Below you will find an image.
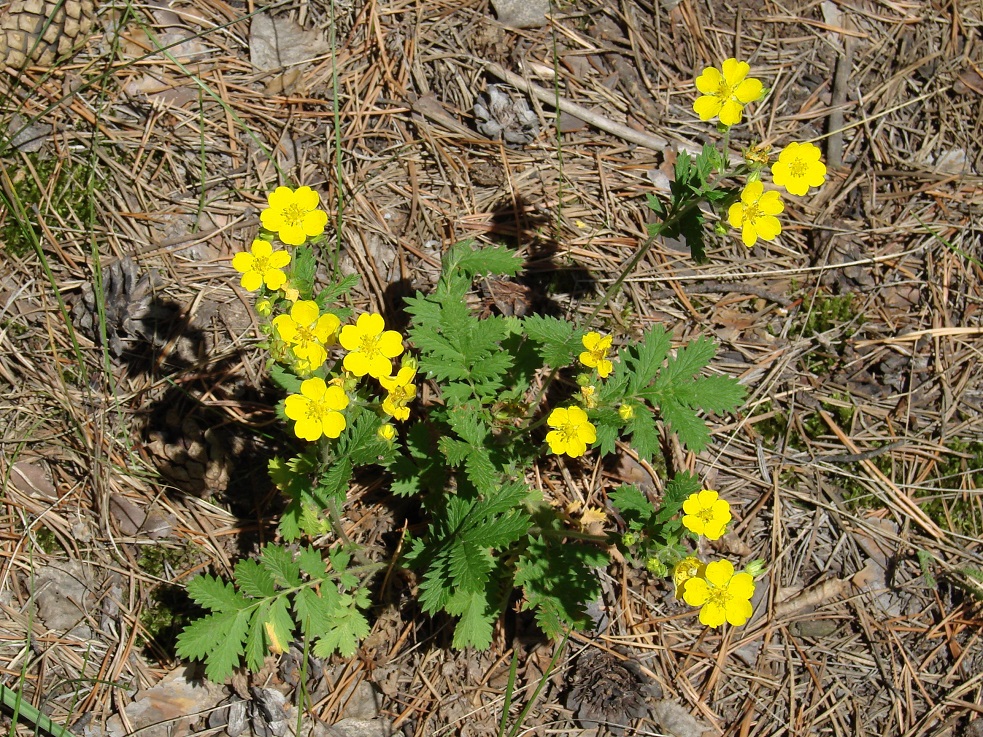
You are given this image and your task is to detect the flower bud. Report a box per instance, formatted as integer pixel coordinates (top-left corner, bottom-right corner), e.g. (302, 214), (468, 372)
(744, 559), (767, 578)
(377, 423), (397, 442)
(618, 403), (634, 421)
(256, 298), (273, 317)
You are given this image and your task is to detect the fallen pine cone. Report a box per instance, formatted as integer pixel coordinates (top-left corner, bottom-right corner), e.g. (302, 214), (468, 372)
(0, 0), (96, 68)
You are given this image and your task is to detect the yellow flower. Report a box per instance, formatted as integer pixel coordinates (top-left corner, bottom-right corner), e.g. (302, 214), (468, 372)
(545, 406), (596, 458)
(771, 141), (827, 196)
(260, 186), (329, 246)
(579, 331), (613, 378)
(272, 301), (340, 373)
(379, 366), (417, 421)
(377, 423), (397, 442)
(339, 313), (404, 379)
(284, 377), (349, 441)
(682, 559), (755, 627)
(672, 556), (705, 600)
(727, 180), (783, 248)
(231, 239), (291, 291)
(618, 403), (634, 421)
(693, 58), (763, 127)
(681, 489), (732, 540)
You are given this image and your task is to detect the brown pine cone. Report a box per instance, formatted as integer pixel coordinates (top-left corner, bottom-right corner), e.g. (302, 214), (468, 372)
(144, 403), (230, 497)
(0, 0), (96, 68)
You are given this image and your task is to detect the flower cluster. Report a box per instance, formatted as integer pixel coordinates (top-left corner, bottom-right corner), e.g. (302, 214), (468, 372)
(669, 490), (759, 628)
(544, 331), (624, 459)
(231, 186), (416, 442)
(691, 60), (828, 248)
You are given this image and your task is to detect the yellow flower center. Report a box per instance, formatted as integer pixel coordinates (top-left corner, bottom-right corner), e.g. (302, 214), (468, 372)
(252, 255), (271, 272)
(357, 334), (381, 357)
(741, 202), (762, 224)
(557, 421), (580, 444)
(282, 203), (306, 227)
(706, 582), (734, 611)
(697, 508), (716, 524)
(389, 385), (411, 404)
(715, 80), (736, 99)
(789, 157), (808, 178)
(295, 324), (316, 344)
(306, 398), (330, 420)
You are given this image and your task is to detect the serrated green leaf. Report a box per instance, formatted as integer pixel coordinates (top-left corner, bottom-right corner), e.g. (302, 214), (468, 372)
(439, 437), (471, 467)
(295, 587), (332, 636)
(234, 559), (275, 599)
(448, 407), (487, 446)
(655, 471), (703, 524)
(243, 605), (268, 672)
(291, 245), (317, 298)
(261, 545), (302, 588)
(467, 510), (530, 549)
(278, 499), (302, 541)
(664, 337), (717, 384)
(313, 604), (370, 658)
(315, 273), (360, 305)
(418, 554), (453, 614)
(316, 456), (352, 508)
(186, 575), (245, 613)
(175, 613), (225, 661)
(454, 244), (524, 278)
(464, 449), (498, 494)
(609, 485), (654, 520)
(449, 540), (494, 592)
(594, 418), (619, 457)
(297, 545), (326, 579)
(626, 325), (671, 392)
(266, 597), (294, 655)
(522, 315), (581, 368)
(660, 399), (710, 453)
(625, 409), (659, 463)
(446, 589), (495, 649)
(674, 375), (746, 413)
(268, 362), (304, 395)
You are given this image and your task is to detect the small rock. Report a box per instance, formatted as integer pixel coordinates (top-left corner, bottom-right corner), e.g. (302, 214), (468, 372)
(489, 0), (550, 28)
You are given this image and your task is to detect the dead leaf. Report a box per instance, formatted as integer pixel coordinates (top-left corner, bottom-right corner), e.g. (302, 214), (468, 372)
(249, 13), (330, 94)
(9, 458), (56, 498)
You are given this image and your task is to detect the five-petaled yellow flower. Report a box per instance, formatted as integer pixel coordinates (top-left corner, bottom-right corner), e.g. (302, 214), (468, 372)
(682, 559), (755, 627)
(379, 366), (417, 421)
(771, 141), (827, 196)
(693, 58), (764, 127)
(579, 332), (614, 378)
(272, 301), (340, 373)
(727, 180), (783, 248)
(545, 406), (596, 458)
(261, 186), (329, 246)
(339, 313), (404, 379)
(284, 377), (350, 441)
(232, 239), (291, 292)
(672, 555), (705, 601)
(682, 489), (732, 540)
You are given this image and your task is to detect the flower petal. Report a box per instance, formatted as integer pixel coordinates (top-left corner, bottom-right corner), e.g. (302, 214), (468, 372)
(693, 95), (723, 121)
(694, 67), (722, 94)
(734, 77), (763, 103)
(721, 58), (749, 85)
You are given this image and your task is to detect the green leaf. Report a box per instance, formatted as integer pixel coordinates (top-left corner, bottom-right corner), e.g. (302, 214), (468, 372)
(234, 559), (275, 599)
(468, 509), (530, 549)
(446, 589), (495, 649)
(175, 613), (225, 661)
(663, 336), (717, 384)
(314, 604), (371, 658)
(609, 485), (654, 520)
(660, 399), (710, 453)
(656, 471), (702, 524)
(261, 545), (302, 588)
(315, 273), (360, 305)
(268, 362), (303, 395)
(265, 596), (294, 656)
(291, 245), (317, 298)
(522, 315), (581, 368)
(625, 408), (659, 463)
(186, 575), (245, 613)
(243, 606), (268, 672)
(626, 325), (671, 392)
(453, 243), (524, 277)
(297, 547), (326, 579)
(449, 540), (494, 592)
(674, 375), (746, 413)
(315, 456), (353, 508)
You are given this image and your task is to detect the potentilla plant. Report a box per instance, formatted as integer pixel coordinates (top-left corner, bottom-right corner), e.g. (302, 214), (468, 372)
(176, 60), (806, 680)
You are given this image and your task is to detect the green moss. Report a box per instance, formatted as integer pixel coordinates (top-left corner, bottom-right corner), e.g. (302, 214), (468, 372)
(915, 440), (983, 537)
(138, 545), (201, 657)
(0, 152), (103, 257)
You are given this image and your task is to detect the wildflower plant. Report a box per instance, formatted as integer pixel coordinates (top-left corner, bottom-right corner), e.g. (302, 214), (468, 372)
(646, 57), (827, 262)
(177, 57), (809, 677)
